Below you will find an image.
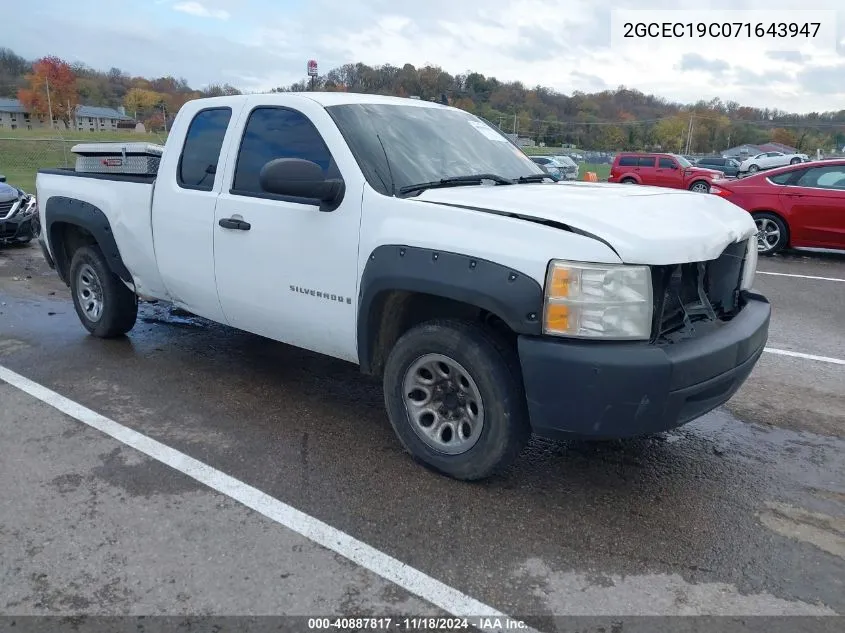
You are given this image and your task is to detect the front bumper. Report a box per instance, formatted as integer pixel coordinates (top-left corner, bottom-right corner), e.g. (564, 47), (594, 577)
(0, 213), (37, 243)
(517, 293), (771, 439)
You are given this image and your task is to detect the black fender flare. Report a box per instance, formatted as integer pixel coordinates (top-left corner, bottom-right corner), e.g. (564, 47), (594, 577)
(44, 196), (132, 284)
(357, 245), (544, 372)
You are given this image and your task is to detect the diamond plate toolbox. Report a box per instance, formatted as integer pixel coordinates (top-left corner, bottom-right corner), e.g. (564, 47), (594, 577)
(71, 142), (164, 176)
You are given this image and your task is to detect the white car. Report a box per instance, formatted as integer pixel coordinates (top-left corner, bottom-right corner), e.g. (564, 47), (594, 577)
(739, 151), (809, 174)
(35, 92), (770, 481)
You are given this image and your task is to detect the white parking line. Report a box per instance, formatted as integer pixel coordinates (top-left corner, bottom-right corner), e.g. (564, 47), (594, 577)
(0, 364), (528, 633)
(764, 348), (845, 365)
(757, 271), (845, 283)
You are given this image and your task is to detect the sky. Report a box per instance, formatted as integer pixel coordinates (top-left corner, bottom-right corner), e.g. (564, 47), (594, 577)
(4, 0), (844, 114)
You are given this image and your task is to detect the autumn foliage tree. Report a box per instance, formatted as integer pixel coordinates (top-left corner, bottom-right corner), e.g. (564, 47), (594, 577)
(18, 56), (79, 128)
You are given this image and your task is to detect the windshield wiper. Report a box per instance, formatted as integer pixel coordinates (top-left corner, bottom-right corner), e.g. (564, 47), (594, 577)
(399, 174), (514, 196)
(515, 174), (551, 183)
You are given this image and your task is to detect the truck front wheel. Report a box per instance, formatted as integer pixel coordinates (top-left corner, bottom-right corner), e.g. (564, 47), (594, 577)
(69, 245), (138, 338)
(383, 319), (530, 481)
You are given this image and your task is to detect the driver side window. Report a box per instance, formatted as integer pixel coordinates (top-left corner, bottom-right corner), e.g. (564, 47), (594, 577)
(231, 107), (337, 197)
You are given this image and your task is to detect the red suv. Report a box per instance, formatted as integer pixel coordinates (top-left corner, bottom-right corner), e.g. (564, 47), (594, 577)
(609, 153), (724, 193)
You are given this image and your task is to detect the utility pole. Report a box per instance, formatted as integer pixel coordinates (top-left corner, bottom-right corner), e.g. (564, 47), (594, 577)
(45, 76), (54, 129)
(161, 101), (168, 133)
(685, 115), (694, 154)
(513, 112), (517, 135)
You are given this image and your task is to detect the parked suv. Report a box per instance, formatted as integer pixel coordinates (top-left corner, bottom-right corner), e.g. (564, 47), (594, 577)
(609, 153), (724, 193)
(696, 156), (741, 178)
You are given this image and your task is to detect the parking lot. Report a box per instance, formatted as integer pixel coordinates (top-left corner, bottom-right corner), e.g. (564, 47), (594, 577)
(1, 241), (843, 626)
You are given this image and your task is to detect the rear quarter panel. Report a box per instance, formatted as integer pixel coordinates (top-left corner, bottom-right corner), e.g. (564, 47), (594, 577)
(36, 172), (168, 298)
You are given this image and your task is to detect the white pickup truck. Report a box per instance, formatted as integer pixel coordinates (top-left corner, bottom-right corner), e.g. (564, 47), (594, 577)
(35, 92), (770, 480)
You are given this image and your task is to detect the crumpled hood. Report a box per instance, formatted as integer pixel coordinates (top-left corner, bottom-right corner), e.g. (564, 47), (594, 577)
(414, 181), (756, 265)
(0, 182), (20, 203)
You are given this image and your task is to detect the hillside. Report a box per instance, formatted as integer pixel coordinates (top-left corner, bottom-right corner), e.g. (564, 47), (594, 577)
(2, 48), (844, 153)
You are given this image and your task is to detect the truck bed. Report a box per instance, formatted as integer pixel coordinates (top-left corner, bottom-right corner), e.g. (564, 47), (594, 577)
(36, 167), (168, 300)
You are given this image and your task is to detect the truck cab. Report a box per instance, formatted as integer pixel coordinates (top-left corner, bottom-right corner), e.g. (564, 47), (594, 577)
(35, 93), (770, 481)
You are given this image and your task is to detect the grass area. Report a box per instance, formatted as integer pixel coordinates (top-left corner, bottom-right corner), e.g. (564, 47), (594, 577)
(581, 163), (611, 181)
(0, 130), (167, 193)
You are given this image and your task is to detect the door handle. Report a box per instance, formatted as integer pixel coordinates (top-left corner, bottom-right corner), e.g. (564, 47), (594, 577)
(218, 217), (251, 231)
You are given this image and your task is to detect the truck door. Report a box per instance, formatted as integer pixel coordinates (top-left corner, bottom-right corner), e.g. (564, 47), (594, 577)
(151, 104), (243, 322)
(212, 100), (364, 363)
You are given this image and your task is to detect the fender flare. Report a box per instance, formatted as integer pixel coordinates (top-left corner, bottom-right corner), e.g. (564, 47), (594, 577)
(44, 196), (132, 284)
(357, 245), (544, 371)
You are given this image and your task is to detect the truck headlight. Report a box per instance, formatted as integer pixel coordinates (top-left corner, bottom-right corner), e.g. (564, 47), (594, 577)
(543, 260), (653, 340)
(740, 236), (757, 290)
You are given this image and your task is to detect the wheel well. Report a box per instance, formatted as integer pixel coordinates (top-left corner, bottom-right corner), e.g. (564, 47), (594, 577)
(363, 290), (516, 377)
(49, 221), (97, 284)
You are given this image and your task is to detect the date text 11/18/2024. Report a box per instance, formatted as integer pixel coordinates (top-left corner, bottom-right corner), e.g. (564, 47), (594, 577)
(307, 616), (529, 631)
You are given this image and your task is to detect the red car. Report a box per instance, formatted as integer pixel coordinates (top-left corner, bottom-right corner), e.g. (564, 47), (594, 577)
(608, 152), (724, 193)
(710, 159), (845, 255)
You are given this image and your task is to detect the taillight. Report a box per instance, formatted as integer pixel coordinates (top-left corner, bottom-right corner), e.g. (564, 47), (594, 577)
(710, 186), (732, 197)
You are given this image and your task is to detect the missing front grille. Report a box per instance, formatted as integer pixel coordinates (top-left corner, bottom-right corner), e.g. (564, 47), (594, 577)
(652, 240), (747, 342)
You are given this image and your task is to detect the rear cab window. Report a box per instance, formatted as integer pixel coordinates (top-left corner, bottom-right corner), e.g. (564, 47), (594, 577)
(230, 106), (338, 201)
(178, 108), (233, 191)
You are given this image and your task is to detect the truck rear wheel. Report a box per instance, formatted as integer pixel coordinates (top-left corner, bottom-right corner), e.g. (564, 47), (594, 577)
(69, 245), (138, 338)
(383, 319), (530, 481)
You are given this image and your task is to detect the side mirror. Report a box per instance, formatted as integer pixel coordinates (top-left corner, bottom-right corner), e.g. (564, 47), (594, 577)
(0, 174), (6, 183)
(259, 158), (344, 211)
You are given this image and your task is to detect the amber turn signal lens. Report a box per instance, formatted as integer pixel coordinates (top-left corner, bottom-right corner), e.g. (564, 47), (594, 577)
(545, 303), (569, 332)
(549, 266), (572, 297)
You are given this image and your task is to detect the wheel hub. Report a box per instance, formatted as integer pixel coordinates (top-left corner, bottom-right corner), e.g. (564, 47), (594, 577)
(401, 353), (485, 455)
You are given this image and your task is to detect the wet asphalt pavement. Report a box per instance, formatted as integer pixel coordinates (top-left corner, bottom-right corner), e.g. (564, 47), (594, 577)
(0, 242), (844, 623)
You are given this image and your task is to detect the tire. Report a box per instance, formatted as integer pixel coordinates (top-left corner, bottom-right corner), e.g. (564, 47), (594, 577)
(689, 180), (710, 193)
(790, 157), (801, 165)
(383, 319), (530, 481)
(69, 245), (138, 337)
(747, 164), (759, 173)
(621, 177), (637, 184)
(752, 212), (789, 256)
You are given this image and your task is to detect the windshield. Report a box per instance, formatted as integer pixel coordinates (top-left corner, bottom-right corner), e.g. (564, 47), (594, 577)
(671, 154), (693, 168)
(326, 103), (544, 195)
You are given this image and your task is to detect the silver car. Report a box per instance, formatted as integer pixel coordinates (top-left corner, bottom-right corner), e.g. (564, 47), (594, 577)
(551, 155), (580, 180)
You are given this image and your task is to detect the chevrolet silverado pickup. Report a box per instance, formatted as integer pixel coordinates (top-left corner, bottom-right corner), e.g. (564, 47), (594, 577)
(35, 92), (770, 480)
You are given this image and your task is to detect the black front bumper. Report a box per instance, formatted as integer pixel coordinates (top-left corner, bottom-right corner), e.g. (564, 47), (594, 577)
(0, 213), (36, 243)
(518, 293), (771, 439)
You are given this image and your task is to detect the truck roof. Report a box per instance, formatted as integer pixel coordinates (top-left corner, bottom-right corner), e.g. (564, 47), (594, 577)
(189, 92), (451, 110)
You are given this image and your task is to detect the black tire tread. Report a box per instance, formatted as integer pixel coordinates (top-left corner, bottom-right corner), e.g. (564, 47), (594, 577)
(383, 318), (530, 481)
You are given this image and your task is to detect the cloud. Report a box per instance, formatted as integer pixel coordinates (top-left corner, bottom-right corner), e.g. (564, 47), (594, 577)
(797, 63), (845, 95)
(173, 1), (230, 20)
(733, 68), (792, 86)
(678, 54), (730, 75)
(766, 51), (808, 64)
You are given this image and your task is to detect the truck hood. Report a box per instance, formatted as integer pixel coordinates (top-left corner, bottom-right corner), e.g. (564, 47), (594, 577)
(415, 182), (756, 265)
(689, 166), (722, 177)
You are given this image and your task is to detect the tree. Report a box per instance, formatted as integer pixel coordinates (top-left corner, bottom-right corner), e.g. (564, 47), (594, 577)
(18, 56), (79, 127)
(653, 116), (688, 152)
(124, 88), (164, 119)
(771, 127), (798, 148)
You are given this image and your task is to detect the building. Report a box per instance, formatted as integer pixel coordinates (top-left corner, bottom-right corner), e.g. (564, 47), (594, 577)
(0, 98), (134, 132)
